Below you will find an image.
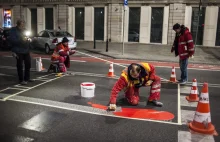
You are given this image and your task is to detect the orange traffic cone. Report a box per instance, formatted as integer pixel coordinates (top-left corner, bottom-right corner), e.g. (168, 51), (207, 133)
(188, 82), (218, 136)
(169, 66), (176, 83)
(107, 62), (115, 77)
(186, 79), (199, 102)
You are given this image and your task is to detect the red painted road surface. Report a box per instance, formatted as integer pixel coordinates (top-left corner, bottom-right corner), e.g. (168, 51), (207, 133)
(1, 51), (220, 70)
(88, 102), (175, 121)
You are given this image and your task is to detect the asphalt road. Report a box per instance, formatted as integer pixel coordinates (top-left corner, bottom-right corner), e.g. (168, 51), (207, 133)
(0, 53), (219, 142)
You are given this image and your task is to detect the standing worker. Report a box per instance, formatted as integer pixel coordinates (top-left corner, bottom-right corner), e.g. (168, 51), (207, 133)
(108, 63), (163, 111)
(171, 23), (195, 84)
(9, 19), (34, 85)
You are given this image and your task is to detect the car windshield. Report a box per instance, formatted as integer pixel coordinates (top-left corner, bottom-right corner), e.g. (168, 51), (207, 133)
(50, 31), (72, 37)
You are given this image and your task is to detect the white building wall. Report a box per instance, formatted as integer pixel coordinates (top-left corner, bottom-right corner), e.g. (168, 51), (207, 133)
(184, 6), (192, 31)
(84, 6), (94, 41)
(139, 6), (151, 43)
(162, 5), (169, 44)
(203, 6), (219, 46)
(37, 7), (45, 33)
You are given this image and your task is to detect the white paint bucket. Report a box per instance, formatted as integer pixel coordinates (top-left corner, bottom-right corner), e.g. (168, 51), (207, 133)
(80, 82), (95, 98)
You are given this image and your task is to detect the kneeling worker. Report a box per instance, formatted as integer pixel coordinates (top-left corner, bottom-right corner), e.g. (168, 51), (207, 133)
(108, 63), (163, 111)
(51, 37), (76, 72)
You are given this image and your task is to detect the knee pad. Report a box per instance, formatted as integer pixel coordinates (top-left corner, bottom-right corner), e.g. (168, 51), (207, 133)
(59, 57), (65, 63)
(130, 99), (139, 106)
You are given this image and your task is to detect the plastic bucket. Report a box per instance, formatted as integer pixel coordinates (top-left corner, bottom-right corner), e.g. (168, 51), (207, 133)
(80, 82), (95, 98)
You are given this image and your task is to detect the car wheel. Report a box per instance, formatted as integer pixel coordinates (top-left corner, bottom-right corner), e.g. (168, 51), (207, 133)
(45, 44), (50, 54)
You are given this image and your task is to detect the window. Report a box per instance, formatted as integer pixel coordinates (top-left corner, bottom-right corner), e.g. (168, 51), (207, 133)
(75, 8), (85, 40)
(45, 8), (54, 30)
(94, 8), (104, 40)
(216, 8), (220, 46)
(128, 7), (140, 42)
(150, 7), (164, 43)
(31, 9), (37, 37)
(191, 7), (206, 45)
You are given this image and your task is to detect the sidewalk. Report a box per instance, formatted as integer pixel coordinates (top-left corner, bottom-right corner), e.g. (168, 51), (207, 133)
(77, 41), (220, 65)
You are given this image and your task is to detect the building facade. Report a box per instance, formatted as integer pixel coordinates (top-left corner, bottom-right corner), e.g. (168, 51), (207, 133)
(0, 0), (220, 47)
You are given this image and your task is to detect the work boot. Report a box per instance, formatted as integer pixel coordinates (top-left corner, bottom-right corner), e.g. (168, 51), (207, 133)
(147, 100), (163, 107)
(20, 81), (27, 85)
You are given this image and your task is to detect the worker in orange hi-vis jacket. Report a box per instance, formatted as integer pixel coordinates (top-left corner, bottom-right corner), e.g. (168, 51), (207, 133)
(108, 63), (163, 111)
(51, 37), (76, 73)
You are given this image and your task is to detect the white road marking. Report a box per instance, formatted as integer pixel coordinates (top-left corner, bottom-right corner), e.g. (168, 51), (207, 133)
(178, 131), (215, 142)
(180, 96), (198, 107)
(178, 84), (182, 125)
(1, 74), (66, 101)
(8, 87), (26, 91)
(0, 87), (10, 93)
(0, 73), (14, 77)
(180, 86), (191, 94)
(8, 95), (180, 125)
(181, 110), (195, 125)
(14, 85), (31, 89)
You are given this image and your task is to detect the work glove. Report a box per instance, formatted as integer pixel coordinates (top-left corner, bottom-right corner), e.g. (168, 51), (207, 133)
(66, 51), (70, 55)
(108, 104), (116, 111)
(70, 50), (76, 55)
(146, 80), (153, 86)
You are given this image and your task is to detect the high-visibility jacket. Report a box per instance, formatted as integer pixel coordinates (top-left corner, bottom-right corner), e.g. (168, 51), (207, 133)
(109, 63), (157, 104)
(173, 27), (195, 60)
(51, 42), (70, 61)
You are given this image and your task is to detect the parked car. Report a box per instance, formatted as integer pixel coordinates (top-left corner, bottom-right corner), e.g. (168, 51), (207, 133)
(0, 27), (12, 50)
(31, 30), (77, 54)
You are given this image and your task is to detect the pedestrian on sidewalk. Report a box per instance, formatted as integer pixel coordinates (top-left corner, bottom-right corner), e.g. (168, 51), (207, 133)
(9, 19), (34, 85)
(171, 23), (195, 84)
(108, 62), (163, 111)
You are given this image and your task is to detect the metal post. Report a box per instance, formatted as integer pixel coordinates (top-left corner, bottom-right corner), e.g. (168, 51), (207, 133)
(106, 4), (109, 52)
(194, 0), (202, 46)
(94, 12), (96, 49)
(122, 6), (125, 55)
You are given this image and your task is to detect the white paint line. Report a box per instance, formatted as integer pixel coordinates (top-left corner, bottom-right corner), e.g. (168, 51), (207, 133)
(0, 87), (10, 93)
(2, 75), (66, 101)
(77, 51), (127, 68)
(8, 95), (180, 125)
(37, 74), (55, 78)
(181, 110), (195, 125)
(178, 131), (215, 142)
(0, 73), (14, 77)
(8, 87), (26, 91)
(180, 96), (198, 107)
(14, 85), (31, 89)
(178, 84), (182, 125)
(180, 86), (191, 94)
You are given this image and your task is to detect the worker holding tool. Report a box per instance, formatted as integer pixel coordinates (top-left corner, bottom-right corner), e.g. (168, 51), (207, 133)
(108, 63), (163, 111)
(51, 37), (76, 72)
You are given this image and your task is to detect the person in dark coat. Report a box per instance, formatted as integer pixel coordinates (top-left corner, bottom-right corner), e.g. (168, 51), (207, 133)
(9, 19), (34, 85)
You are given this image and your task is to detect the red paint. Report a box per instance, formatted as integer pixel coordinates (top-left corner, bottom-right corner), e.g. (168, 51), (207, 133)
(87, 102), (174, 121)
(81, 83), (94, 86)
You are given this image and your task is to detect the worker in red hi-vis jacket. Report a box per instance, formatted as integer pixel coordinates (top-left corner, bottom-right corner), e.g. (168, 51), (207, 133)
(51, 37), (76, 72)
(108, 63), (163, 111)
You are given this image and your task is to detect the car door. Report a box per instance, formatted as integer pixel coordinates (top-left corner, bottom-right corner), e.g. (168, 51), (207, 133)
(39, 31), (50, 48)
(32, 31), (44, 49)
